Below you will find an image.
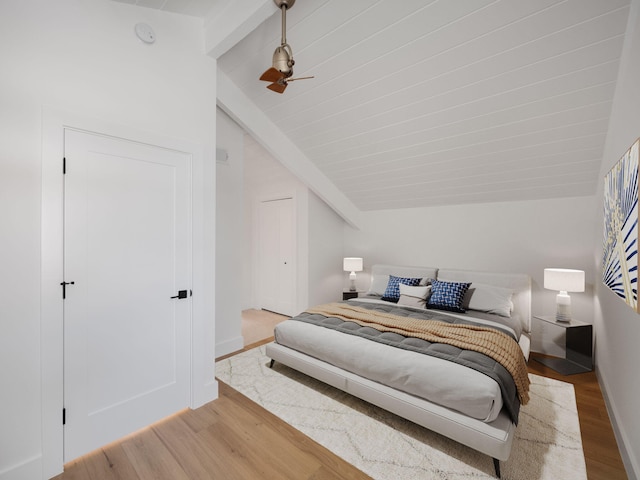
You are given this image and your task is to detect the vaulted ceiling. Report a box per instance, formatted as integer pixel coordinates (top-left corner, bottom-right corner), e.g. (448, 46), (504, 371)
(114, 0), (631, 212)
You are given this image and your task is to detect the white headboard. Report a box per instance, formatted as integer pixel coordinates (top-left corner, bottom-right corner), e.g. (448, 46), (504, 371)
(437, 268), (532, 334)
(367, 264), (532, 334)
(370, 264), (438, 280)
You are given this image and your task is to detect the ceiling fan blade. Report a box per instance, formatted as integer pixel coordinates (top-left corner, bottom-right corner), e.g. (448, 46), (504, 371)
(267, 81), (287, 94)
(260, 67), (284, 83)
(287, 76), (315, 82)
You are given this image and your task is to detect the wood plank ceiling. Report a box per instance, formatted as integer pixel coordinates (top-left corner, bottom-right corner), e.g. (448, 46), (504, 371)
(117, 0), (632, 211)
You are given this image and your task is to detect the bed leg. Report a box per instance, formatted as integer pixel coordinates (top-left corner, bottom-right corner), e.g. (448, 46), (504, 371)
(269, 359), (275, 368)
(493, 458), (501, 478)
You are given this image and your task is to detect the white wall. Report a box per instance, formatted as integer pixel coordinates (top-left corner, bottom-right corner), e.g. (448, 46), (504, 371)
(308, 191), (345, 306)
(0, 1), (217, 478)
(216, 109), (244, 356)
(344, 196), (597, 354)
(595, 0), (640, 477)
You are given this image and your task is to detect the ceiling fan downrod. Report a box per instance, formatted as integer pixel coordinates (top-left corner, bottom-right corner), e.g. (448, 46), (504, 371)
(277, 0), (291, 45)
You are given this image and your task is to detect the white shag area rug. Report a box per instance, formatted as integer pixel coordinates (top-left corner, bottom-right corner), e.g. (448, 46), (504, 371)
(216, 345), (587, 480)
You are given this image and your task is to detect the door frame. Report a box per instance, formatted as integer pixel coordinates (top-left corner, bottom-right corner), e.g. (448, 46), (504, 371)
(41, 108), (218, 479)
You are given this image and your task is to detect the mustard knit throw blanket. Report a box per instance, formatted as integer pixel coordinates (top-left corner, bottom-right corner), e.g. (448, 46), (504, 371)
(306, 302), (530, 405)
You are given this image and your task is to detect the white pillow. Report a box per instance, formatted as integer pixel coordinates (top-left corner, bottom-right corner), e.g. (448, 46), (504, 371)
(398, 284), (431, 309)
(367, 274), (390, 296)
(462, 283), (514, 317)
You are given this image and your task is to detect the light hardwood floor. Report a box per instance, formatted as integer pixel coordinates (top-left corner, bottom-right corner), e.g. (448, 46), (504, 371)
(55, 310), (627, 480)
(241, 308), (288, 346)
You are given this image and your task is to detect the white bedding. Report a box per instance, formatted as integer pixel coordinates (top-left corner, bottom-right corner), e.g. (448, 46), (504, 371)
(274, 315), (505, 422)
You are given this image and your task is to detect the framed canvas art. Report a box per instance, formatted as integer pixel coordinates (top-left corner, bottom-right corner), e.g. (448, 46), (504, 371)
(603, 138), (640, 312)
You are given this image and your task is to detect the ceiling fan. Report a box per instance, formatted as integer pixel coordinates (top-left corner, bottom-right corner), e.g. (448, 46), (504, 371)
(259, 0), (314, 93)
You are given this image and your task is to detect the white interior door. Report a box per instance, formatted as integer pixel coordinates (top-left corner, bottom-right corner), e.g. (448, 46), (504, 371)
(258, 198), (295, 316)
(63, 129), (191, 462)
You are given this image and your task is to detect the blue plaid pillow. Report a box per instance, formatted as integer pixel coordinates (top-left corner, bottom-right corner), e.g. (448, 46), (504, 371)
(382, 275), (422, 301)
(427, 280), (471, 313)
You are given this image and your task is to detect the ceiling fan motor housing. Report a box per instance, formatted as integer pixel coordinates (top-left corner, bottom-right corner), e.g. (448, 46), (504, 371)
(272, 45), (294, 76)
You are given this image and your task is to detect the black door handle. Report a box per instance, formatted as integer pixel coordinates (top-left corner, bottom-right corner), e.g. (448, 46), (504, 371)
(170, 290), (188, 299)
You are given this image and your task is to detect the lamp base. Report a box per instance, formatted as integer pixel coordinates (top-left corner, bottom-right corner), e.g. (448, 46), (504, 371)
(555, 292), (572, 322)
(349, 271), (356, 291)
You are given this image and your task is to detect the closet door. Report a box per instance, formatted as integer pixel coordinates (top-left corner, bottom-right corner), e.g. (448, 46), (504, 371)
(63, 128), (191, 461)
(258, 197), (295, 316)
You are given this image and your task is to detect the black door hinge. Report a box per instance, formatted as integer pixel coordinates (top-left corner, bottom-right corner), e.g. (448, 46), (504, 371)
(63, 408), (66, 425)
(61, 281), (75, 299)
(63, 157), (66, 174)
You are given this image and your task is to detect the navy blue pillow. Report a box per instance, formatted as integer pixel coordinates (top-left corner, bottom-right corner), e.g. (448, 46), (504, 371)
(382, 275), (422, 301)
(427, 279), (471, 313)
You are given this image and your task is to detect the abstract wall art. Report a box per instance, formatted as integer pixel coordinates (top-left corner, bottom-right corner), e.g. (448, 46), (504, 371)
(603, 138), (640, 312)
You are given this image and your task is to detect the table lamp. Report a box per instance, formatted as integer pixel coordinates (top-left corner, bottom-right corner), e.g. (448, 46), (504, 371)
(544, 268), (585, 322)
(343, 257), (363, 292)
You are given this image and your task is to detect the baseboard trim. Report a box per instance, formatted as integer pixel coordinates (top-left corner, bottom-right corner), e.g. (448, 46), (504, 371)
(596, 366), (638, 480)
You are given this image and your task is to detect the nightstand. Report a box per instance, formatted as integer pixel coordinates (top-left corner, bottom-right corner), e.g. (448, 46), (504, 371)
(342, 291), (361, 300)
(533, 315), (593, 375)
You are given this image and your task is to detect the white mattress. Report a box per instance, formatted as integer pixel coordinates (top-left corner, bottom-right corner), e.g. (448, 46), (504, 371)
(274, 318), (505, 422)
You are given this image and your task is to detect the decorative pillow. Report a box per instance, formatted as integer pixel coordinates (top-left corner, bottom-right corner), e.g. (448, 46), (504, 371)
(367, 274), (390, 296)
(398, 284), (431, 309)
(427, 279), (471, 313)
(382, 275), (422, 301)
(462, 283), (514, 317)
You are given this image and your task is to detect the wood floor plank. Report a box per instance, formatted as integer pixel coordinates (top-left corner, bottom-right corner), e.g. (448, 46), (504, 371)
(201, 389), (328, 479)
(82, 443), (142, 480)
(151, 415), (229, 480)
(162, 409), (259, 480)
(120, 426), (191, 480)
(217, 381), (369, 480)
(242, 309), (288, 346)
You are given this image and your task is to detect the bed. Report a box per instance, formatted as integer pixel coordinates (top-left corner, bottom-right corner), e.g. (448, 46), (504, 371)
(265, 264), (531, 478)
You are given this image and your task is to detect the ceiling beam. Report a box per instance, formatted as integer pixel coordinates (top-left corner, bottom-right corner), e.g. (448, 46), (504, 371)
(204, 0), (274, 59)
(217, 70), (361, 228)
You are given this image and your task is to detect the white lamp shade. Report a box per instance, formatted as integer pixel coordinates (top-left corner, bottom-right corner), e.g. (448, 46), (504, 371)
(544, 268), (585, 292)
(343, 257), (363, 272)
